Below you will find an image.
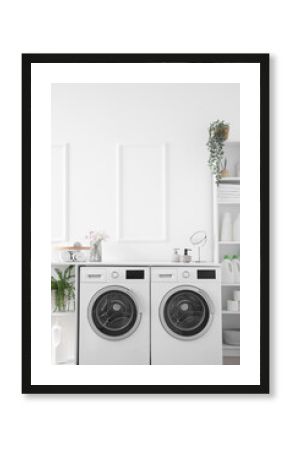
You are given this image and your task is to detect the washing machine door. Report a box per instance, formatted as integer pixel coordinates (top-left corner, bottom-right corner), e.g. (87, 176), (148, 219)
(88, 286), (141, 340)
(160, 287), (214, 340)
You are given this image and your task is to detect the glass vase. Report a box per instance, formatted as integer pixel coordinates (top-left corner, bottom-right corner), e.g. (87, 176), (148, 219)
(52, 293), (71, 312)
(90, 240), (102, 262)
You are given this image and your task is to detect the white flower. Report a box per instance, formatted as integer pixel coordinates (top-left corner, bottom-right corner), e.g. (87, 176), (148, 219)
(86, 230), (109, 244)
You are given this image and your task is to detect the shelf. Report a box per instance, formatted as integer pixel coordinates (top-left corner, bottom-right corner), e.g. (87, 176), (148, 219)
(220, 177), (240, 182)
(222, 310), (240, 315)
(56, 358), (76, 365)
(223, 344), (240, 357)
(218, 241), (240, 245)
(51, 262), (78, 266)
(217, 201), (240, 205)
(55, 246), (90, 250)
(52, 311), (76, 317)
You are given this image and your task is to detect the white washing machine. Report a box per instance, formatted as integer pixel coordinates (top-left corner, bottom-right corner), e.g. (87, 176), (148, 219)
(78, 266), (150, 364)
(151, 266), (222, 365)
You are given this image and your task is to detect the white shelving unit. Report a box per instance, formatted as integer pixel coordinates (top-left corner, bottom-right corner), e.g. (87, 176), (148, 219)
(51, 263), (78, 365)
(212, 141), (240, 364)
(222, 344), (240, 357)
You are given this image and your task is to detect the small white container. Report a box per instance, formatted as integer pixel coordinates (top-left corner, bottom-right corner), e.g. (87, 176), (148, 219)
(223, 329), (240, 346)
(51, 321), (63, 364)
(74, 251), (86, 262)
(227, 300), (240, 312)
(182, 248), (192, 263)
(232, 256), (240, 283)
(233, 213), (240, 241)
(171, 248), (180, 262)
(221, 256), (234, 284)
(234, 290), (240, 301)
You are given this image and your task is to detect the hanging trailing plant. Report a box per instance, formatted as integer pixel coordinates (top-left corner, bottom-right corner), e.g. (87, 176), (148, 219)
(206, 120), (230, 184)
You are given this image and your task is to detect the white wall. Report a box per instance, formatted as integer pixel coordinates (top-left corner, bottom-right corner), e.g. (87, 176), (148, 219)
(52, 83), (239, 262)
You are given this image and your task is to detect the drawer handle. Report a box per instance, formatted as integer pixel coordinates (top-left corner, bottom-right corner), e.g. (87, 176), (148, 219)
(87, 274), (102, 278)
(159, 274), (173, 278)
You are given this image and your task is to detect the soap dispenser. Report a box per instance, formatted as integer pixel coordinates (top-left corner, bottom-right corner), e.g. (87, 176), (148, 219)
(183, 248), (192, 263)
(172, 248), (180, 263)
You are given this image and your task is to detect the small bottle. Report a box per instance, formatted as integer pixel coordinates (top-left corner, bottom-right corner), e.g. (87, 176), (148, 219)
(182, 248), (192, 263)
(172, 248), (180, 262)
(232, 255), (240, 283)
(233, 290), (240, 301)
(233, 213), (240, 241)
(221, 255), (234, 284)
(51, 320), (62, 365)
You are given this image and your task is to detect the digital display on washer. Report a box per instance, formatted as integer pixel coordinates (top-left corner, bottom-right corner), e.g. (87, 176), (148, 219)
(126, 270), (145, 279)
(197, 270), (216, 279)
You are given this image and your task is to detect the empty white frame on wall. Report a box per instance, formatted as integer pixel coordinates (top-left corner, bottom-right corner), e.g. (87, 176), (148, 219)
(51, 144), (68, 242)
(116, 143), (168, 242)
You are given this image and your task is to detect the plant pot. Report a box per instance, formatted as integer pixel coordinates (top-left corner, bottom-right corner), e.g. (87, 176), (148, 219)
(220, 168), (230, 178)
(215, 125), (229, 141)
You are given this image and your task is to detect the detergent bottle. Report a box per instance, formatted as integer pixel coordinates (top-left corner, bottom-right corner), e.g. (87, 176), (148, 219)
(232, 255), (240, 284)
(221, 255), (234, 284)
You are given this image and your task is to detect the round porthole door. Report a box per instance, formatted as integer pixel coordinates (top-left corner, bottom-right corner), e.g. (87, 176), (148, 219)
(88, 286), (141, 340)
(160, 287), (214, 340)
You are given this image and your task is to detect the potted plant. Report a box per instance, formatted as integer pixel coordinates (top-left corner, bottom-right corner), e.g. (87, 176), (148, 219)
(206, 120), (230, 184)
(51, 265), (75, 312)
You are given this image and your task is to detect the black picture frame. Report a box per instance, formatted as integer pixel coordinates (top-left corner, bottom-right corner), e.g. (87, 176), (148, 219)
(22, 53), (269, 394)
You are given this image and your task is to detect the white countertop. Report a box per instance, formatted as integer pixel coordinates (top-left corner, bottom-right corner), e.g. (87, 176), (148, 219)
(51, 261), (220, 267)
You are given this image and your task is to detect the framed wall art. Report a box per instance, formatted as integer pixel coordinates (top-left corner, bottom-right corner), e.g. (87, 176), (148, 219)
(22, 53), (269, 394)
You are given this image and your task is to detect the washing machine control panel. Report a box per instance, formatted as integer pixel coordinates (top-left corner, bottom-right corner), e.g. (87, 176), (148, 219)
(111, 270), (119, 279)
(197, 270), (216, 279)
(126, 270), (145, 279)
